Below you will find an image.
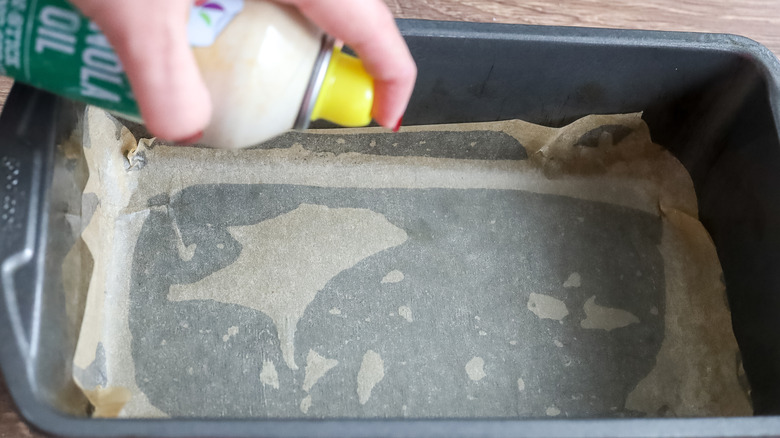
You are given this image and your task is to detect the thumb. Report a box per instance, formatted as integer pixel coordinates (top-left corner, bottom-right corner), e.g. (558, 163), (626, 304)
(72, 0), (212, 142)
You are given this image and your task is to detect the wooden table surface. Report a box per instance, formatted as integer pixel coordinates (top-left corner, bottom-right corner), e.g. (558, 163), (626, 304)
(1, 0), (779, 435)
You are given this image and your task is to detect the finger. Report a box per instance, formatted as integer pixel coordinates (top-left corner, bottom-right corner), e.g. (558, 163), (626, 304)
(72, 0), (212, 142)
(277, 0), (417, 129)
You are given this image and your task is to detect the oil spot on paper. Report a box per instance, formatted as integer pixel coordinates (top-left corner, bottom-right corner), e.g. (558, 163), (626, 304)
(398, 305), (413, 322)
(259, 360), (279, 389)
(563, 272), (581, 288)
(167, 204), (408, 370)
(527, 293), (569, 321)
(465, 357), (486, 381)
(357, 350), (385, 405)
(302, 350), (338, 393)
(381, 270), (405, 284)
(581, 296), (639, 331)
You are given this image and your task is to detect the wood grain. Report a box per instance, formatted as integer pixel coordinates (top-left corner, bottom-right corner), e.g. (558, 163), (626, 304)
(385, 0), (780, 55)
(0, 376), (37, 437)
(1, 0), (778, 434)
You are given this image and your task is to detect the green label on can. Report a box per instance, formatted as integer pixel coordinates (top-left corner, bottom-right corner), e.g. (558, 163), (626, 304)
(0, 0), (140, 118)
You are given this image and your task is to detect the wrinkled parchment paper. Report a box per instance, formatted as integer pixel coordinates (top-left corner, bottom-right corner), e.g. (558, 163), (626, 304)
(62, 107), (751, 419)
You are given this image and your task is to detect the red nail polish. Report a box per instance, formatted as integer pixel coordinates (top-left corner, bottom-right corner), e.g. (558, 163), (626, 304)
(179, 131), (203, 145)
(393, 116), (403, 133)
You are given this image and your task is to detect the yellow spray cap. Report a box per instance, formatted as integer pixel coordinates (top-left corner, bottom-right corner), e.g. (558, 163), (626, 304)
(310, 47), (374, 127)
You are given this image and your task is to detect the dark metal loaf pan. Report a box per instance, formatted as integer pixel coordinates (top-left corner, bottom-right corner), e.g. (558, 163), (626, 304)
(1, 18), (780, 438)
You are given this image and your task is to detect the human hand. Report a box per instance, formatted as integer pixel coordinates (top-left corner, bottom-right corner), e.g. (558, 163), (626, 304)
(70, 0), (417, 142)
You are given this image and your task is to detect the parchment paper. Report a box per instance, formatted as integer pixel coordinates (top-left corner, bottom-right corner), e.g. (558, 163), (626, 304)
(62, 107), (751, 419)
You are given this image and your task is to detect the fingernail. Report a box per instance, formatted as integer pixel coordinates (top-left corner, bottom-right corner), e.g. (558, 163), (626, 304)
(393, 116), (403, 133)
(178, 131), (203, 145)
